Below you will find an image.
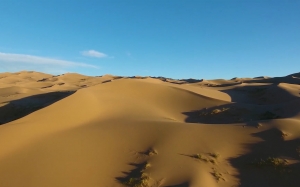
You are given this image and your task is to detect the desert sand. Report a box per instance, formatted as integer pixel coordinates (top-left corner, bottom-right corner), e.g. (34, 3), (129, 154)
(0, 71), (300, 187)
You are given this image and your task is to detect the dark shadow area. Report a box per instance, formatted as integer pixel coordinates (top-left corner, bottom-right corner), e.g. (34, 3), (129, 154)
(203, 82), (242, 87)
(220, 83), (300, 104)
(183, 83), (300, 124)
(138, 147), (158, 156)
(179, 153), (196, 159)
(102, 80), (112, 83)
(289, 72), (300, 78)
(116, 162), (149, 186)
(179, 78), (203, 84)
(128, 76), (148, 79)
(164, 182), (190, 187)
(37, 76), (59, 82)
(229, 128), (300, 187)
(183, 101), (300, 124)
(241, 75), (300, 85)
(221, 84), (271, 104)
(0, 91), (75, 125)
(149, 77), (203, 84)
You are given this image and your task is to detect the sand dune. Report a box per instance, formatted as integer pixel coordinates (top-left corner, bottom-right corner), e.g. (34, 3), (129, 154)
(0, 71), (300, 187)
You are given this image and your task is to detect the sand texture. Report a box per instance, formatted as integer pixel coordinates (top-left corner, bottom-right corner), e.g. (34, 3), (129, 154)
(1, 71), (300, 187)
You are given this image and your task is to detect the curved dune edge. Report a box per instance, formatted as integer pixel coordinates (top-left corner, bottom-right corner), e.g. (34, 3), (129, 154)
(0, 71), (300, 187)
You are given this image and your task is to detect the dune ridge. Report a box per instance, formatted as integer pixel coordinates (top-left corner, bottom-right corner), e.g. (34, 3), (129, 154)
(0, 71), (300, 187)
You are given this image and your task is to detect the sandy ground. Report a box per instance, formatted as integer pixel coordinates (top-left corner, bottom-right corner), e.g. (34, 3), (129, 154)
(0, 71), (300, 187)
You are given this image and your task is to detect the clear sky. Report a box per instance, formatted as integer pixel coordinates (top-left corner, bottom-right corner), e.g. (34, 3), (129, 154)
(0, 0), (299, 79)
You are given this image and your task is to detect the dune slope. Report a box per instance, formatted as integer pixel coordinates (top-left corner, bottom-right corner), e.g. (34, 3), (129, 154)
(0, 71), (300, 187)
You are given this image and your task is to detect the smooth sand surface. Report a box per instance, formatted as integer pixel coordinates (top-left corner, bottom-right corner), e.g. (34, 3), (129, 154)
(0, 71), (300, 187)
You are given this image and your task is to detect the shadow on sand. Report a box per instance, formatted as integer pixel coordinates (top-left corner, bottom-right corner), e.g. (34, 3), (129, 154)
(181, 82), (300, 186)
(229, 128), (300, 187)
(116, 162), (150, 186)
(183, 83), (300, 124)
(182, 102), (300, 124)
(164, 182), (190, 187)
(116, 161), (189, 187)
(0, 91), (75, 125)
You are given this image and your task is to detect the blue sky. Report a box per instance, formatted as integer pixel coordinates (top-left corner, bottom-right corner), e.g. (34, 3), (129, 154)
(0, 0), (299, 79)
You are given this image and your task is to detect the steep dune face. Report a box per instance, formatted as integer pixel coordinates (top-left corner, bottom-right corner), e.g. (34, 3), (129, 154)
(0, 71), (300, 187)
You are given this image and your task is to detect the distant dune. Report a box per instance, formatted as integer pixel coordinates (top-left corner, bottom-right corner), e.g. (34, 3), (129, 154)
(0, 71), (300, 187)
